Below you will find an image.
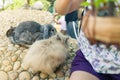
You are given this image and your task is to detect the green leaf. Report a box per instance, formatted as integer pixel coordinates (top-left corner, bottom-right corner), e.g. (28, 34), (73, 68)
(94, 0), (105, 9)
(80, 2), (90, 7)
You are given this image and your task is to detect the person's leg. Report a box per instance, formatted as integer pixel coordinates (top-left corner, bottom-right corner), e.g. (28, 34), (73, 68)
(70, 50), (111, 80)
(70, 71), (99, 80)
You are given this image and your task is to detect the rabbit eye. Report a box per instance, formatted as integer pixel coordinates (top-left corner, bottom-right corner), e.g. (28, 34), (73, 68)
(51, 29), (54, 31)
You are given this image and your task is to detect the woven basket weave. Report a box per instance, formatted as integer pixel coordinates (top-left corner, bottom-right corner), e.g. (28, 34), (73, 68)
(82, 11), (120, 44)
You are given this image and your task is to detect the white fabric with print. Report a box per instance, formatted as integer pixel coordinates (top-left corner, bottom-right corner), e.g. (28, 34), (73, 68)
(78, 30), (120, 74)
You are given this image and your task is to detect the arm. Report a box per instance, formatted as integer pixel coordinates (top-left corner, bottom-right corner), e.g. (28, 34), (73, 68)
(54, 0), (83, 15)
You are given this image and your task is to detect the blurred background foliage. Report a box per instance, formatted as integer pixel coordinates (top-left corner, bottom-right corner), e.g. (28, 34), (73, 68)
(0, 0), (55, 12)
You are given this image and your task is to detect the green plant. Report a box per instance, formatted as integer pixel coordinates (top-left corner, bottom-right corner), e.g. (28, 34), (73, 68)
(46, 0), (56, 13)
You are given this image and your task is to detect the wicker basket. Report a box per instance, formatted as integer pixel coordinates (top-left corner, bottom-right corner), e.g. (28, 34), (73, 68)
(82, 11), (120, 44)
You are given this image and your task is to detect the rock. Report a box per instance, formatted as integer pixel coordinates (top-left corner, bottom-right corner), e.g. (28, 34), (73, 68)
(0, 65), (5, 70)
(56, 77), (65, 80)
(7, 47), (17, 52)
(63, 65), (68, 70)
(8, 44), (14, 47)
(0, 71), (8, 80)
(2, 59), (10, 66)
(65, 70), (70, 77)
(32, 76), (39, 80)
(67, 64), (71, 69)
(4, 65), (13, 72)
(0, 51), (4, 55)
(49, 78), (54, 80)
(40, 73), (48, 79)
(23, 49), (28, 53)
(19, 71), (31, 80)
(20, 53), (25, 59)
(15, 50), (22, 55)
(65, 77), (69, 80)
(8, 71), (18, 80)
(5, 52), (12, 57)
(56, 70), (64, 77)
(11, 55), (18, 62)
(13, 61), (21, 70)
(0, 47), (6, 51)
(14, 45), (20, 48)
(32, 1), (44, 10)
(21, 63), (28, 70)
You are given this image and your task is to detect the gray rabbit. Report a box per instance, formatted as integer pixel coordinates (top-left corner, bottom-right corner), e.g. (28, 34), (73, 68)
(6, 21), (57, 47)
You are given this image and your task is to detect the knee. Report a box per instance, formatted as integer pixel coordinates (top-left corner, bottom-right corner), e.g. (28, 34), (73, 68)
(69, 71), (99, 80)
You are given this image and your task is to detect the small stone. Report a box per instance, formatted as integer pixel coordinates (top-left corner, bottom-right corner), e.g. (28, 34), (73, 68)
(67, 64), (71, 69)
(63, 65), (68, 70)
(66, 70), (71, 76)
(0, 47), (6, 51)
(5, 52), (12, 57)
(14, 45), (20, 48)
(7, 47), (17, 52)
(8, 71), (18, 80)
(0, 71), (8, 80)
(21, 63), (28, 70)
(20, 53), (25, 59)
(2, 59), (10, 66)
(23, 49), (28, 53)
(19, 71), (31, 80)
(32, 76), (39, 80)
(17, 67), (24, 73)
(0, 51), (4, 55)
(4, 65), (13, 72)
(49, 78), (54, 80)
(8, 44), (14, 47)
(11, 55), (18, 62)
(57, 77), (65, 80)
(15, 50), (22, 55)
(0, 65), (5, 70)
(56, 70), (64, 77)
(67, 59), (72, 64)
(65, 77), (69, 80)
(13, 61), (21, 70)
(0, 41), (7, 47)
(40, 72), (48, 79)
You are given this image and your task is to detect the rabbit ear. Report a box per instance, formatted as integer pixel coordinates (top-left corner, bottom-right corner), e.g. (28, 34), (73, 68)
(6, 26), (15, 37)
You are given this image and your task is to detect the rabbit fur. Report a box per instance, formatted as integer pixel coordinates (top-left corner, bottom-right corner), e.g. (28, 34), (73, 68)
(22, 33), (69, 77)
(6, 21), (57, 47)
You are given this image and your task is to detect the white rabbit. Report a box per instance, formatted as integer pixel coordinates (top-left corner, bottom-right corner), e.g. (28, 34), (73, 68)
(22, 33), (69, 77)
